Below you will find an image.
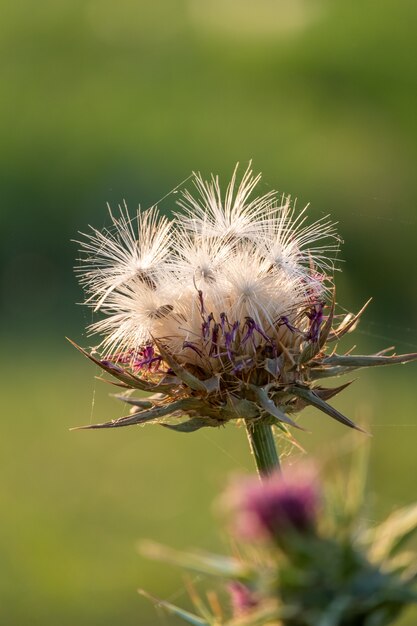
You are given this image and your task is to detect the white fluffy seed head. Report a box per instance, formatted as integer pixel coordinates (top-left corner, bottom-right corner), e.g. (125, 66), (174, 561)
(168, 225), (233, 290)
(254, 198), (341, 282)
(88, 279), (172, 357)
(76, 203), (172, 312)
(76, 165), (341, 366)
(175, 162), (277, 241)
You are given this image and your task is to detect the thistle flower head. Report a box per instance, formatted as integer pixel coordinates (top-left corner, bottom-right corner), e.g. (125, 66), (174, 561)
(72, 164), (417, 437)
(228, 465), (320, 541)
(227, 581), (259, 617)
(140, 459), (417, 626)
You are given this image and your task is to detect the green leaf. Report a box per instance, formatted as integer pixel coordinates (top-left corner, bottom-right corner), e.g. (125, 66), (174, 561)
(264, 356), (282, 377)
(312, 380), (354, 401)
(309, 366), (355, 379)
(316, 596), (351, 626)
(138, 590), (209, 626)
(328, 298), (372, 342)
(321, 353), (417, 368)
(162, 418), (213, 433)
(227, 601), (299, 626)
(67, 337), (174, 392)
(71, 398), (197, 430)
(319, 293), (336, 346)
(139, 540), (250, 579)
(202, 375), (221, 394)
(115, 394), (154, 409)
(251, 385), (304, 430)
(220, 395), (260, 420)
(154, 339), (211, 392)
(288, 385), (367, 433)
(367, 503), (417, 562)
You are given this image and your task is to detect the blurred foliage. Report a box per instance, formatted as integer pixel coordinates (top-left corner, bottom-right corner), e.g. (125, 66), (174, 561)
(140, 451), (417, 626)
(1, 0), (417, 333)
(1, 1), (417, 625)
(2, 345), (417, 625)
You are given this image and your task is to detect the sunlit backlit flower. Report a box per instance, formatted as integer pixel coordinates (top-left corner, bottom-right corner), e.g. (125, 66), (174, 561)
(71, 163), (417, 440)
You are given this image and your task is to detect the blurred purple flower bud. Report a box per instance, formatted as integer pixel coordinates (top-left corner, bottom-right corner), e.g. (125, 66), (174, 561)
(229, 465), (320, 540)
(228, 581), (258, 616)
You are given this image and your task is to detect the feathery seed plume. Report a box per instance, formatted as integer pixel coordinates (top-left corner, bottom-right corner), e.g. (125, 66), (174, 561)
(72, 163), (417, 441)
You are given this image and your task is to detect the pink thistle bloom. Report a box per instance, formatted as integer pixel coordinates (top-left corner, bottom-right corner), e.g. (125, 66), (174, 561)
(228, 581), (259, 616)
(229, 465), (320, 541)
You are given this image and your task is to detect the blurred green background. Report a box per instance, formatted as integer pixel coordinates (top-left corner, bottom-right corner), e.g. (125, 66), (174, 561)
(1, 0), (417, 624)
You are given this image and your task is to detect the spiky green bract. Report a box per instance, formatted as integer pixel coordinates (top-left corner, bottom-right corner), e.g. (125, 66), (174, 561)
(69, 300), (416, 439)
(72, 165), (417, 444)
(139, 459), (417, 626)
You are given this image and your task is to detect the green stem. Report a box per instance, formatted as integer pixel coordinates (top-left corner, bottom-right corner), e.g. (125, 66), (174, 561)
(245, 421), (280, 478)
